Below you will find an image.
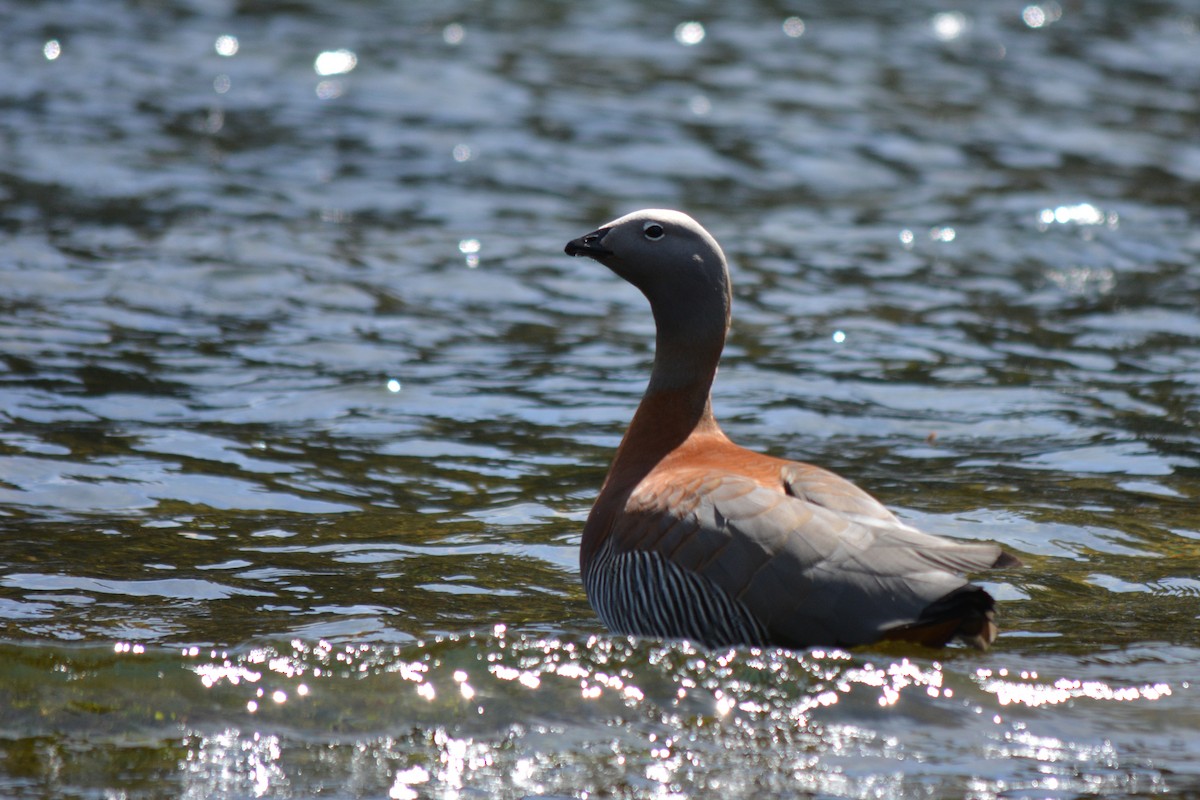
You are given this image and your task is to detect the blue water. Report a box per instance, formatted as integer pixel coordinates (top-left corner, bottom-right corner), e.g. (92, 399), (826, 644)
(1, 0), (1198, 797)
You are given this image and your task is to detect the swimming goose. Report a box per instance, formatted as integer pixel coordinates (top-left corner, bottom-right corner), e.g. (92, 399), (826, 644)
(565, 208), (1020, 650)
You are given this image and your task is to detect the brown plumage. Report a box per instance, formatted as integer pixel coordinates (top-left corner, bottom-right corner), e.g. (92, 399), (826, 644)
(565, 209), (1020, 650)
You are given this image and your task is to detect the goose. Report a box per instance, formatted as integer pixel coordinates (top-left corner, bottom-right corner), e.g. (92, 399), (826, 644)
(565, 208), (1020, 650)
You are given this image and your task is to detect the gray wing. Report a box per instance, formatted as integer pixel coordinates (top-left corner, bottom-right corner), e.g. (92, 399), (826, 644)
(618, 465), (1013, 648)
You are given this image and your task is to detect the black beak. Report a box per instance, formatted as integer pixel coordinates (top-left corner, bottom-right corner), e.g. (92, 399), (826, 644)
(564, 227), (612, 258)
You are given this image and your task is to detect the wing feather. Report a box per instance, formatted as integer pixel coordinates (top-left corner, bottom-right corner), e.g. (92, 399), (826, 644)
(611, 465), (1015, 648)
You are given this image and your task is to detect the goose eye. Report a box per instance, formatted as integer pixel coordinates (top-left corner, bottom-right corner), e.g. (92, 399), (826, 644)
(642, 222), (665, 241)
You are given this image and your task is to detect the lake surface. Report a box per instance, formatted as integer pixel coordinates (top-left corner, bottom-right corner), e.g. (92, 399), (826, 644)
(1, 0), (1198, 797)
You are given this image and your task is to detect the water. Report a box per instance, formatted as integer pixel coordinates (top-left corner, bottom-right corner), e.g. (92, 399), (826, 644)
(1, 0), (1198, 796)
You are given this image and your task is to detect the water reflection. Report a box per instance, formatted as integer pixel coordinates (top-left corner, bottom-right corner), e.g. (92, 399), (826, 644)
(0, 635), (1191, 796)
(782, 17), (806, 38)
(443, 23), (465, 46)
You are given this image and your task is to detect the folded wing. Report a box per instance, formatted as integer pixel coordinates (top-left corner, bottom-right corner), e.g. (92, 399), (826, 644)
(611, 464), (1014, 648)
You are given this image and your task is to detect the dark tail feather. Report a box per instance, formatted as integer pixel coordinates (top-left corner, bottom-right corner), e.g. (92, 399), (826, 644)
(884, 584), (1000, 650)
(993, 551), (1023, 569)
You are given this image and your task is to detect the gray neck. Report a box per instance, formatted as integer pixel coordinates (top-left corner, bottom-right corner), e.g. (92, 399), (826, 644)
(644, 278), (730, 397)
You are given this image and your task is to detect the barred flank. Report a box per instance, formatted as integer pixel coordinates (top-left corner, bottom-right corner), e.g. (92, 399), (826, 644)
(584, 537), (768, 649)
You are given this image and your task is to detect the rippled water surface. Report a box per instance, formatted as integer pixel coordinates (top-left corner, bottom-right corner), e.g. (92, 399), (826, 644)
(2, 0), (1199, 797)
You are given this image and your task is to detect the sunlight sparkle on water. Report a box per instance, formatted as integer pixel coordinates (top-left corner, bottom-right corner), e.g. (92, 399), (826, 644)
(833, 659), (947, 710)
(215, 35), (238, 57)
(675, 21), (706, 46)
(982, 671), (1173, 707)
(489, 663), (542, 689)
(314, 49), (357, 76)
(932, 12), (967, 41)
(459, 238), (481, 268)
(1023, 2), (1063, 28)
(1038, 202), (1113, 227)
(389, 765), (431, 800)
(460, 682), (476, 700)
(387, 379), (402, 393)
(195, 661), (262, 688)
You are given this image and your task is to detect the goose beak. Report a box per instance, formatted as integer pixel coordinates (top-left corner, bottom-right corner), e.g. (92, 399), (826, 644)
(565, 227), (613, 258)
